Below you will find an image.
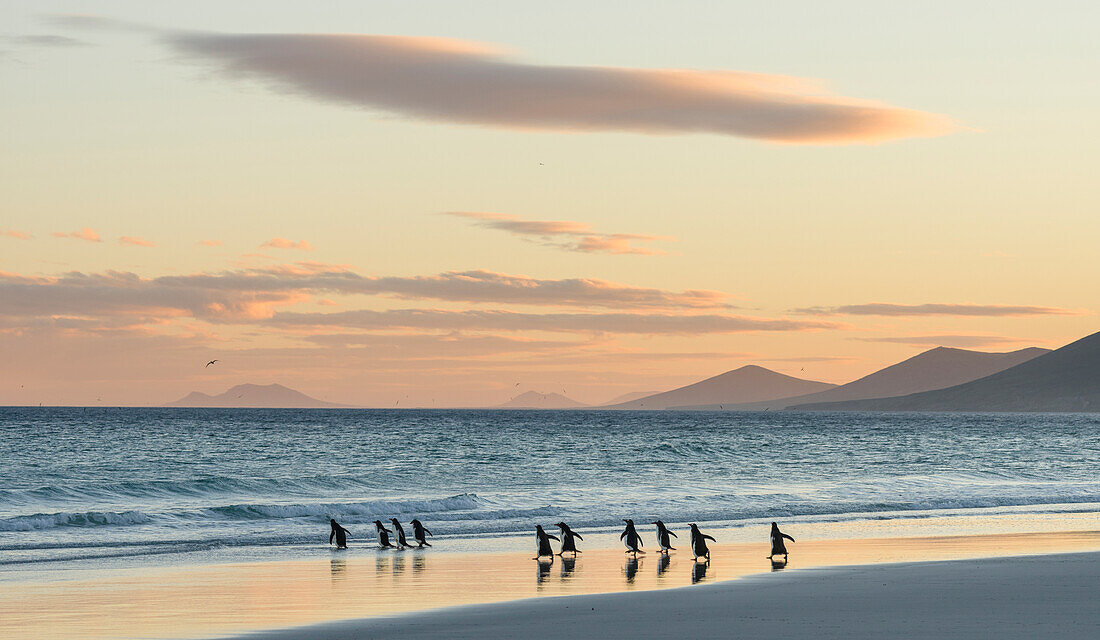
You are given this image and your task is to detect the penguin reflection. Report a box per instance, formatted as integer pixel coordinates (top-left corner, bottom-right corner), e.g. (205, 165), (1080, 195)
(623, 555), (640, 583)
(770, 556), (788, 572)
(392, 553), (406, 575)
(536, 559), (554, 585)
(560, 555), (577, 580)
(330, 557), (347, 581)
(691, 559), (709, 584)
(412, 553), (426, 574)
(657, 552), (671, 578)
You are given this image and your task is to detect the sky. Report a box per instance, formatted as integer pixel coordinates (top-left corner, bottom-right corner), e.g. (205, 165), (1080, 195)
(2, 1), (1097, 406)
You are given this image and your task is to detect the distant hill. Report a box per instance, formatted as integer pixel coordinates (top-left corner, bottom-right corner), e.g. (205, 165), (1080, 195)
(496, 391), (588, 409)
(796, 332), (1100, 412)
(600, 391), (660, 406)
(166, 383), (349, 408)
(607, 365), (836, 410)
(683, 346), (1049, 410)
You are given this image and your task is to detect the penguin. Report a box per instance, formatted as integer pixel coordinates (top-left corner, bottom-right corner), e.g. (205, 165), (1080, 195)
(688, 523), (715, 560)
(620, 519), (644, 554)
(553, 522), (583, 556)
(410, 518), (433, 547)
(390, 518), (414, 548)
(652, 520), (677, 553)
(534, 525), (559, 559)
(768, 522), (795, 559)
(329, 518), (351, 549)
(372, 520), (396, 549)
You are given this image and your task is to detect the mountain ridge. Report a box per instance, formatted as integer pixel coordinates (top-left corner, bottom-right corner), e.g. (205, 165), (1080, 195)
(165, 383), (349, 408)
(795, 333), (1100, 412)
(607, 365), (836, 410)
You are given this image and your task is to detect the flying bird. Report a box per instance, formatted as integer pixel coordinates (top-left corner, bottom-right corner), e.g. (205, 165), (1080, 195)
(205, 360), (219, 368)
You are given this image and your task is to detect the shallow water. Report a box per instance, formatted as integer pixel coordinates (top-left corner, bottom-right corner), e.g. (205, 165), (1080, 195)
(2, 408), (1098, 575)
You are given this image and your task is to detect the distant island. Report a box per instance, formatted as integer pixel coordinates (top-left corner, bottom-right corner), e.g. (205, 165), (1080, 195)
(496, 391), (588, 409)
(165, 383), (350, 408)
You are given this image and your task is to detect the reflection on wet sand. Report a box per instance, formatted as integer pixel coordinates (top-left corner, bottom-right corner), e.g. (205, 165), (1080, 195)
(623, 556), (639, 583)
(330, 558), (347, 581)
(657, 553), (671, 578)
(771, 557), (788, 572)
(3, 530), (1100, 640)
(536, 558), (553, 586)
(691, 559), (709, 584)
(560, 556), (577, 580)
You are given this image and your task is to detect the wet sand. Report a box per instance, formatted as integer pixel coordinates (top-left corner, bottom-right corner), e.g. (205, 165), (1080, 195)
(243, 551), (1100, 640)
(2, 530), (1099, 639)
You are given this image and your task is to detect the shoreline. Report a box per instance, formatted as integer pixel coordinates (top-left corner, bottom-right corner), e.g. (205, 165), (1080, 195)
(3, 529), (1098, 640)
(234, 550), (1100, 640)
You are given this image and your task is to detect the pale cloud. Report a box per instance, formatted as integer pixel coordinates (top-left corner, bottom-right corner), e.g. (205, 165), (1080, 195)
(856, 334), (1035, 348)
(1, 229), (32, 240)
(445, 211), (669, 255)
(260, 238), (312, 250)
(119, 236), (155, 247)
(52, 227), (101, 242)
(151, 31), (954, 144)
(270, 308), (838, 335)
(5, 34), (91, 48)
(791, 303), (1079, 317)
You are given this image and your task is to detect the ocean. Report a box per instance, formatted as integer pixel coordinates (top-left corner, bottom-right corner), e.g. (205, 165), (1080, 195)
(2, 408), (1099, 578)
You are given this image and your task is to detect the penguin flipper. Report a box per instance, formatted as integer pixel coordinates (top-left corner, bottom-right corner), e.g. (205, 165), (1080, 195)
(548, 534), (559, 541)
(329, 531), (335, 544)
(782, 534), (796, 542)
(703, 534), (716, 542)
(574, 532), (584, 540)
(669, 530), (678, 538)
(620, 531), (627, 540)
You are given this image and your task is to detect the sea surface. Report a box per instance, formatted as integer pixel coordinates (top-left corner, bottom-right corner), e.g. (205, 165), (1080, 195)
(2, 408), (1098, 579)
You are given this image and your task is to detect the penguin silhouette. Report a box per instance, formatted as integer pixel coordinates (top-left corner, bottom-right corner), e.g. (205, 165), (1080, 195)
(652, 520), (677, 553)
(372, 520), (396, 549)
(390, 518), (414, 548)
(410, 518), (433, 547)
(620, 519), (644, 555)
(553, 522), (583, 555)
(688, 523), (715, 560)
(768, 522), (795, 559)
(329, 518), (351, 549)
(534, 525), (559, 559)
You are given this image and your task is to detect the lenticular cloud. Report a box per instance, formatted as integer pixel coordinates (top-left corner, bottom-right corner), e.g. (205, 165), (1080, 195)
(166, 32), (954, 144)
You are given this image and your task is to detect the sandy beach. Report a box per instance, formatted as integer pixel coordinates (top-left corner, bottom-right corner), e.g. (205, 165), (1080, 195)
(239, 551), (1100, 640)
(3, 529), (1098, 640)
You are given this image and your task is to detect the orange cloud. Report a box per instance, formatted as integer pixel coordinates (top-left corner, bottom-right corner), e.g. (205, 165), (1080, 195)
(119, 236), (155, 247)
(856, 334), (1035, 348)
(1, 229), (31, 240)
(271, 308), (838, 335)
(792, 303), (1080, 317)
(198, 239), (222, 246)
(52, 227), (101, 242)
(260, 238), (312, 250)
(157, 32), (954, 144)
(445, 211), (669, 255)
